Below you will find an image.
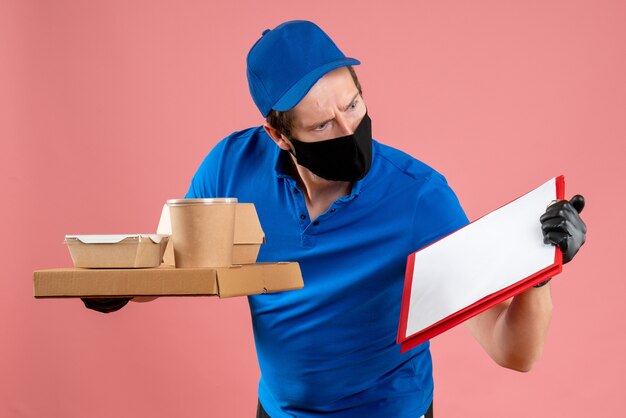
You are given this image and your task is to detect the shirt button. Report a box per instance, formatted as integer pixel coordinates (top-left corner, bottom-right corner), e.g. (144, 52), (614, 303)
(300, 214), (306, 220)
(313, 221), (319, 226)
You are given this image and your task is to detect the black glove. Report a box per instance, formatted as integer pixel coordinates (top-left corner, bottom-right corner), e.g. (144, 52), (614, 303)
(540, 195), (587, 264)
(81, 298), (131, 313)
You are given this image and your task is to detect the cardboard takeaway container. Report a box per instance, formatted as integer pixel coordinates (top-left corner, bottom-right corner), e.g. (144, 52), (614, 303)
(33, 203), (303, 299)
(158, 203), (266, 266)
(65, 234), (169, 268)
(232, 203), (266, 265)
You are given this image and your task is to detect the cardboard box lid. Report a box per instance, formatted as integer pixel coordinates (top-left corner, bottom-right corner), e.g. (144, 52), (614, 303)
(65, 234), (168, 244)
(157, 203), (265, 245)
(234, 203), (265, 244)
(33, 262), (302, 298)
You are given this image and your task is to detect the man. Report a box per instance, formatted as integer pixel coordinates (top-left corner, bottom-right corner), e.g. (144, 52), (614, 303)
(84, 20), (586, 418)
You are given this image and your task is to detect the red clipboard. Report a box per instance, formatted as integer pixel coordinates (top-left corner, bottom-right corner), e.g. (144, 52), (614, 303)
(397, 176), (565, 353)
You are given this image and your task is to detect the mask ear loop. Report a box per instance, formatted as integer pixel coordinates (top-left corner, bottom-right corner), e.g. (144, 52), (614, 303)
(282, 136), (297, 158)
(281, 136), (299, 173)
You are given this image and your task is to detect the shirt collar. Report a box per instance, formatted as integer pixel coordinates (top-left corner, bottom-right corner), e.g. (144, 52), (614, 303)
(273, 146), (291, 179)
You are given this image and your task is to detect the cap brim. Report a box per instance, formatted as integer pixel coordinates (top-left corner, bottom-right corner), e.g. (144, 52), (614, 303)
(271, 58), (361, 115)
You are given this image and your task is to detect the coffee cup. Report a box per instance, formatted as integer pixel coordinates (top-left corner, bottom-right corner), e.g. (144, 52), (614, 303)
(166, 198), (238, 267)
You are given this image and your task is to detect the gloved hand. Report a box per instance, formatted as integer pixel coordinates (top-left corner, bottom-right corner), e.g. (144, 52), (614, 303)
(81, 298), (131, 313)
(540, 195), (587, 264)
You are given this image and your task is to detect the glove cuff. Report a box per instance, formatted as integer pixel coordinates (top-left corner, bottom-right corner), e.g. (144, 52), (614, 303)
(533, 278), (552, 288)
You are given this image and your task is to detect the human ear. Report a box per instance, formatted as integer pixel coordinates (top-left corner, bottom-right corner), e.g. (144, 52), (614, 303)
(263, 123), (293, 152)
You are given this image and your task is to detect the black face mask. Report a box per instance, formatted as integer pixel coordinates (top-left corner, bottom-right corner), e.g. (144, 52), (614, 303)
(288, 112), (372, 182)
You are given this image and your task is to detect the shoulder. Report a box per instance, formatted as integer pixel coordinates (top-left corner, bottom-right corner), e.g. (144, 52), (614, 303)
(205, 126), (270, 158)
(196, 126), (273, 170)
(373, 142), (469, 248)
(370, 140), (465, 220)
(186, 126), (275, 198)
(371, 140), (447, 188)
(364, 141), (468, 251)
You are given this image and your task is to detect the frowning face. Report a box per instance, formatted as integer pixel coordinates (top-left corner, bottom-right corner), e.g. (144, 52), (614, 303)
(282, 66), (366, 146)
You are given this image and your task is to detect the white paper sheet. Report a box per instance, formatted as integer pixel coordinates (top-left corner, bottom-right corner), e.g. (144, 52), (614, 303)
(404, 177), (558, 338)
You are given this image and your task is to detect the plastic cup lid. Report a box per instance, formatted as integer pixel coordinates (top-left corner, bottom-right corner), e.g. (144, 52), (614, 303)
(166, 198), (238, 206)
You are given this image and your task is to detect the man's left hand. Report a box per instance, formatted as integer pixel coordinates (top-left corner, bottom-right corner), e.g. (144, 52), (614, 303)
(540, 195), (587, 264)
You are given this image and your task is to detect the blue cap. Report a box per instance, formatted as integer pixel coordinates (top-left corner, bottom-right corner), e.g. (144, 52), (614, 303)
(246, 20), (361, 117)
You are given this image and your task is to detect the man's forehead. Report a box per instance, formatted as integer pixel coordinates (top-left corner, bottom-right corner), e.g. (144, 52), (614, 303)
(291, 68), (359, 126)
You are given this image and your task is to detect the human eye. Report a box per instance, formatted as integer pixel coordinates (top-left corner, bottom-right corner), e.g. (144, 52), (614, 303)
(314, 122), (329, 131)
(348, 100), (358, 110)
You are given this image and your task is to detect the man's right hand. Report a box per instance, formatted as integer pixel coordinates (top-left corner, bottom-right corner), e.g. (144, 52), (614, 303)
(81, 298), (131, 313)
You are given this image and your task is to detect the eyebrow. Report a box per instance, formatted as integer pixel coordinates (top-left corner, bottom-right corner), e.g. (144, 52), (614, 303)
(305, 92), (360, 130)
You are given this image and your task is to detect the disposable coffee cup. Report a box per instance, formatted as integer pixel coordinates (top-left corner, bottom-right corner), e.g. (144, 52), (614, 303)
(166, 198), (238, 268)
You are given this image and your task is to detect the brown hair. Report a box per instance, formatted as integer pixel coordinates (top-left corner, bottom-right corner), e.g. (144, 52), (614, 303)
(265, 65), (363, 139)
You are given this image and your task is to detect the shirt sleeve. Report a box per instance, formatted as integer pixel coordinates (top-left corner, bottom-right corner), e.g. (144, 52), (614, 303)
(410, 172), (470, 253)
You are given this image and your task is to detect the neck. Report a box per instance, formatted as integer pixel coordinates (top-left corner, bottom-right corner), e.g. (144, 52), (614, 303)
(286, 154), (352, 218)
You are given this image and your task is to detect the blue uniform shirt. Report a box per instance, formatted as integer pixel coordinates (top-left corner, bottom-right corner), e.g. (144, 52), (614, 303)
(186, 127), (469, 417)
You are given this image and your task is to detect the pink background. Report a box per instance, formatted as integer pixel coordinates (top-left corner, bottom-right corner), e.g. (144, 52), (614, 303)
(2, 0), (624, 416)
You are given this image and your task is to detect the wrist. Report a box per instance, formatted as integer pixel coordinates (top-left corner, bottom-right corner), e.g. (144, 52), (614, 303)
(533, 278), (552, 288)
